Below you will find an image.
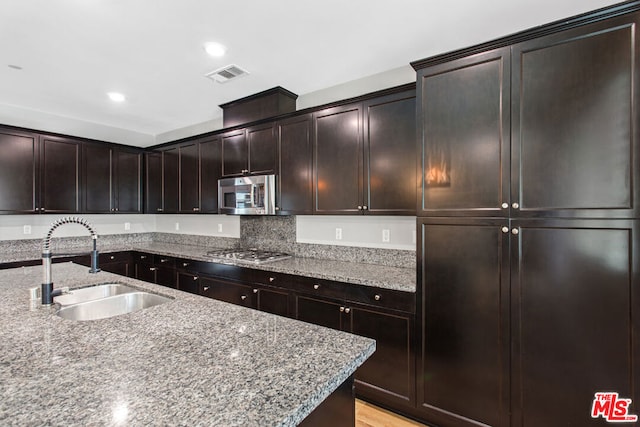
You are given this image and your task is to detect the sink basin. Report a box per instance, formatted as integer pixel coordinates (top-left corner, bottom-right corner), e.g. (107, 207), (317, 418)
(57, 292), (172, 321)
(54, 283), (139, 306)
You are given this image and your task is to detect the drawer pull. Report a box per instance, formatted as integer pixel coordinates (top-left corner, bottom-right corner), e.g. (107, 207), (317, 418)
(160, 259), (169, 263)
(183, 262), (189, 267)
(193, 276), (198, 281)
(313, 284), (320, 290)
(374, 294), (381, 301)
(141, 255), (147, 260)
(344, 307), (351, 314)
(269, 277), (275, 282)
(253, 289), (258, 294)
(110, 255), (115, 260)
(203, 286), (210, 291)
(340, 306), (345, 312)
(241, 295), (247, 301)
(149, 267), (157, 271)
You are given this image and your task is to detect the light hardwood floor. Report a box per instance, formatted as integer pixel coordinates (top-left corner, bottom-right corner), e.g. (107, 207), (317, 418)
(355, 400), (429, 427)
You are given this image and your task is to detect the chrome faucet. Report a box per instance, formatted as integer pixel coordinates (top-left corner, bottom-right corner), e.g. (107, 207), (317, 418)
(42, 216), (100, 305)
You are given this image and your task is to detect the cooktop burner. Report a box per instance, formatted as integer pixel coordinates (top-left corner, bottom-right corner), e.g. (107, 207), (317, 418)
(206, 249), (291, 265)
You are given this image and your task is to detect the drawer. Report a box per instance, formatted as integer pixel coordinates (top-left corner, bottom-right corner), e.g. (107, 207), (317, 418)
(153, 254), (175, 268)
(99, 251), (130, 264)
(346, 285), (415, 313)
(133, 252), (152, 263)
(288, 276), (345, 301)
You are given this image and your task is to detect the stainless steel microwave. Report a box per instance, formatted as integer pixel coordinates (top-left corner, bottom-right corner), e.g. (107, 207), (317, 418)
(218, 174), (276, 215)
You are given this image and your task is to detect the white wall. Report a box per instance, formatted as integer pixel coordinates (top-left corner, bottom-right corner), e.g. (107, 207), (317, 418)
(154, 214), (240, 238)
(296, 216), (416, 250)
(0, 214), (154, 241)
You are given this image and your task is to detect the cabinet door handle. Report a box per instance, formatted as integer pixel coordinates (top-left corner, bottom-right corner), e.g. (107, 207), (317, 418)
(340, 306), (345, 312)
(501, 226), (509, 234)
(182, 262), (189, 267)
(141, 255), (147, 259)
(160, 259), (169, 263)
(512, 202), (520, 209)
(203, 286), (210, 291)
(241, 295), (247, 301)
(193, 276), (198, 281)
(193, 207), (200, 212)
(363, 205), (368, 210)
(344, 307), (351, 314)
(269, 277), (275, 282)
(40, 208), (45, 212)
(357, 205), (362, 210)
(149, 267), (157, 271)
(501, 202), (509, 209)
(313, 284), (320, 290)
(253, 289), (258, 294)
(512, 228), (519, 235)
(157, 208), (163, 212)
(275, 206), (280, 211)
(374, 294), (381, 301)
(115, 208), (119, 212)
(110, 255), (115, 260)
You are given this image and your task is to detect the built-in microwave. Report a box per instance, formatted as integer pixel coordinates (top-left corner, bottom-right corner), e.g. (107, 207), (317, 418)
(218, 174), (276, 215)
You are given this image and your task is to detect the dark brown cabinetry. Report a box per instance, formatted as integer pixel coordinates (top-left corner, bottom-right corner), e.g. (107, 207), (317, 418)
(84, 143), (142, 213)
(0, 127), (38, 213)
(221, 129), (246, 176)
(221, 124), (277, 177)
(200, 276), (256, 308)
(277, 114), (313, 214)
(40, 135), (81, 213)
(133, 252), (176, 288)
(313, 88), (416, 215)
(178, 136), (222, 213)
(145, 148), (178, 213)
(413, 6), (640, 427)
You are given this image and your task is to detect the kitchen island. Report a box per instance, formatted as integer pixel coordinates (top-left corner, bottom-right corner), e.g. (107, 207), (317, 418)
(0, 263), (375, 426)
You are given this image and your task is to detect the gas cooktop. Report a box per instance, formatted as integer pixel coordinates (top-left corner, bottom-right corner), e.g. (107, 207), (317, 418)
(205, 249), (292, 265)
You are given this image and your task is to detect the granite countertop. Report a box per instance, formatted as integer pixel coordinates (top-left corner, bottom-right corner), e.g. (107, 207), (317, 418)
(1, 242), (416, 293)
(0, 263), (375, 426)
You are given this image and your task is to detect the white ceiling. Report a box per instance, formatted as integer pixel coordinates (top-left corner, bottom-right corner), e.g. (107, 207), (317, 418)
(0, 0), (622, 146)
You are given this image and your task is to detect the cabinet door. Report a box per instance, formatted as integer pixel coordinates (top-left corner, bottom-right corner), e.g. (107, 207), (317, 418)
(84, 143), (112, 212)
(512, 13), (639, 218)
(40, 136), (81, 213)
(247, 123), (277, 174)
(277, 114), (313, 214)
(145, 152), (163, 213)
(101, 261), (129, 277)
(511, 219), (638, 427)
(418, 219), (510, 427)
(177, 272), (200, 294)
(222, 129), (247, 176)
(314, 104), (363, 214)
(417, 48), (510, 216)
(348, 305), (415, 407)
(0, 128), (38, 213)
(114, 149), (142, 213)
(200, 276), (256, 308)
(295, 295), (344, 331)
(135, 263), (156, 283)
(256, 288), (289, 317)
(364, 90), (417, 215)
(179, 142), (200, 213)
(162, 147), (179, 213)
(200, 136), (222, 213)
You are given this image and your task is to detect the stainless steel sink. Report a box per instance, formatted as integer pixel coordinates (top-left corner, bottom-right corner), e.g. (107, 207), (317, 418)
(57, 292), (172, 321)
(54, 283), (139, 306)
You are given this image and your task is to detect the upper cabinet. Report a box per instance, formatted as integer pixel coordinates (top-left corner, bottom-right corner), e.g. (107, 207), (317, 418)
(0, 127), (39, 213)
(39, 135), (81, 213)
(277, 114), (313, 214)
(417, 12), (639, 218)
(221, 123), (277, 177)
(314, 87), (416, 215)
(84, 143), (142, 213)
(145, 148), (178, 214)
(178, 135), (222, 213)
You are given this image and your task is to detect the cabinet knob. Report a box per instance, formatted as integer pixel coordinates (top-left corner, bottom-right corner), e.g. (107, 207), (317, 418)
(193, 207), (200, 211)
(313, 284), (320, 290)
(357, 206), (362, 210)
(149, 267), (157, 271)
(512, 202), (520, 209)
(241, 295), (247, 301)
(501, 226), (509, 234)
(512, 228), (519, 235)
(363, 205), (368, 210)
(157, 208), (163, 212)
(110, 255), (115, 260)
(203, 286), (210, 291)
(340, 306), (345, 312)
(115, 208), (119, 212)
(182, 262), (189, 267)
(160, 259), (168, 263)
(374, 294), (381, 301)
(501, 202), (509, 209)
(253, 289), (258, 294)
(141, 255), (147, 259)
(275, 207), (280, 211)
(344, 307), (351, 314)
(40, 208), (45, 212)
(193, 276), (198, 281)
(269, 277), (275, 282)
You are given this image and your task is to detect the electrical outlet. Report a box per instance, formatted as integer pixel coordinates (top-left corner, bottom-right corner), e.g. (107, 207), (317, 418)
(217, 223), (223, 233)
(335, 228), (342, 240)
(175, 222), (180, 231)
(382, 229), (390, 243)
(124, 222), (131, 231)
(23, 225), (31, 235)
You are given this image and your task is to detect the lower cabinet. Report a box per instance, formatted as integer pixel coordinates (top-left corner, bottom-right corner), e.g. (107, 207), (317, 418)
(133, 252), (176, 289)
(200, 276), (256, 309)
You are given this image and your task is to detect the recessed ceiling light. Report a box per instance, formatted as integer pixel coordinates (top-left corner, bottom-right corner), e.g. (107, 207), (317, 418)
(107, 92), (126, 102)
(204, 42), (226, 57)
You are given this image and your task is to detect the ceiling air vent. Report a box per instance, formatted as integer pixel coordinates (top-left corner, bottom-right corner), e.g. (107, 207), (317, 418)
(205, 64), (250, 83)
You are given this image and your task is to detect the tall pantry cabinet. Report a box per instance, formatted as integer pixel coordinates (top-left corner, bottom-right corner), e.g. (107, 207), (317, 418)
(413, 4), (640, 427)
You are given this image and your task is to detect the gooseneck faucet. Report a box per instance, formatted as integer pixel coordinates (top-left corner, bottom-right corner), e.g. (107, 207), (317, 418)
(42, 216), (100, 305)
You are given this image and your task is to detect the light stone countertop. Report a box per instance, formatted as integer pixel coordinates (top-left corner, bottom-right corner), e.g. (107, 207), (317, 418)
(0, 242), (416, 293)
(0, 263), (375, 427)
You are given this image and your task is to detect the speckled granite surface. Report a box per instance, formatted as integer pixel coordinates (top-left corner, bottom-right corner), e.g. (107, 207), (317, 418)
(0, 239), (416, 293)
(0, 263), (375, 426)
